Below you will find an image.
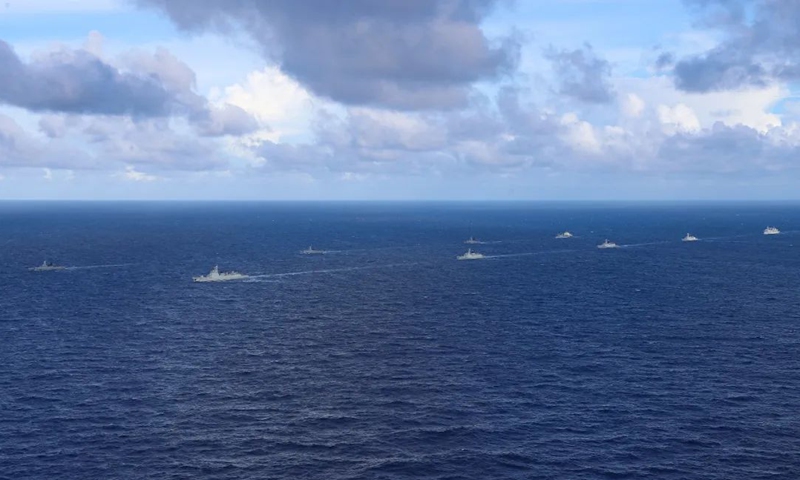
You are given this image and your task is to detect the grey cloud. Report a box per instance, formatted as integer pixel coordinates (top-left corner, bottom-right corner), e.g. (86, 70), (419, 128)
(256, 141), (336, 173)
(15, 92), (800, 179)
(655, 52), (675, 70)
(0, 113), (95, 169)
(0, 40), (257, 137)
(38, 115), (83, 139)
(0, 115), (36, 164)
(674, 0), (800, 91)
(192, 104), (260, 137)
(496, 87), (561, 138)
(120, 47), (205, 115)
(121, 47), (197, 92)
(251, 88), (571, 177)
(495, 86), (567, 167)
(135, 0), (520, 110)
(82, 117), (228, 171)
(39, 116), (68, 139)
(657, 122), (800, 173)
(256, 137), (458, 178)
(4, 113), (230, 172)
(684, 0), (747, 28)
(0, 40), (172, 116)
(673, 50), (767, 92)
(348, 111), (448, 152)
(251, 86), (800, 179)
(545, 43), (615, 103)
(445, 107), (505, 141)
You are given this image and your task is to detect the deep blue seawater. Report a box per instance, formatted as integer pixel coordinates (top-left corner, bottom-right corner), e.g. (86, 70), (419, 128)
(2, 202), (800, 479)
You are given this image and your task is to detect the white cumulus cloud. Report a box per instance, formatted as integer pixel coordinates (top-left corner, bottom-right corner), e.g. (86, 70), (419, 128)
(121, 166), (159, 182)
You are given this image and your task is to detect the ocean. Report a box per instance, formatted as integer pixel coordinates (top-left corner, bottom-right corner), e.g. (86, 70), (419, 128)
(2, 202), (799, 479)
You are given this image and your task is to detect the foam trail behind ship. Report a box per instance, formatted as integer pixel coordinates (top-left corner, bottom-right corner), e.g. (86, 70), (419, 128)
(66, 263), (137, 270)
(322, 246), (411, 255)
(484, 249), (578, 259)
(619, 241), (673, 248)
(699, 231), (789, 241)
(246, 262), (423, 281)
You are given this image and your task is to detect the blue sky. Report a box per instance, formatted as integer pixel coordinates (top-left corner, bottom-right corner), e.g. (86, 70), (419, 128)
(1, 0), (799, 200)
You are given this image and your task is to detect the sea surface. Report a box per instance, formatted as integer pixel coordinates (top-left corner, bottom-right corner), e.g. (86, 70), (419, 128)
(1, 202), (800, 479)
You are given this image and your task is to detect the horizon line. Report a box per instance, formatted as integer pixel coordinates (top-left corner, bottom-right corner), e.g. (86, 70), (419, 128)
(2, 199), (800, 204)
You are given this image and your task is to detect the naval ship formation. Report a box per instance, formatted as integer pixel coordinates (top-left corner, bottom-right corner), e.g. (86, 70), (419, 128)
(28, 226), (789, 280)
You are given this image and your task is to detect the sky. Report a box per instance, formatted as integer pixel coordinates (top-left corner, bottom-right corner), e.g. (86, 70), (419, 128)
(1, 0), (800, 200)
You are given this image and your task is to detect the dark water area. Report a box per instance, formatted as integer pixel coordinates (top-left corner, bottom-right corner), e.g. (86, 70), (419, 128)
(2, 202), (799, 479)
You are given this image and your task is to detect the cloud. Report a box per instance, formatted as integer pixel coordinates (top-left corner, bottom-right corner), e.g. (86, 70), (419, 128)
(621, 93), (645, 118)
(3, 109), (233, 173)
(38, 114), (82, 138)
(559, 113), (601, 154)
(656, 122), (800, 173)
(246, 88), (594, 177)
(0, 39), (173, 116)
(0, 112), (96, 169)
(214, 66), (315, 142)
(655, 52), (675, 70)
(121, 165), (160, 181)
(657, 103), (701, 134)
(673, 54), (767, 92)
(618, 75), (783, 132)
(672, 0), (800, 92)
(7, 81), (799, 183)
(81, 116), (229, 171)
(0, 38), (257, 137)
(545, 43), (615, 103)
(4, 8), (797, 187)
(0, 115), (35, 164)
(192, 104), (259, 137)
(135, 0), (520, 110)
(348, 108), (448, 152)
(240, 78), (800, 180)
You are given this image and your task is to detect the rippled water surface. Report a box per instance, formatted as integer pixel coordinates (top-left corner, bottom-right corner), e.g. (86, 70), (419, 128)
(2, 202), (800, 479)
